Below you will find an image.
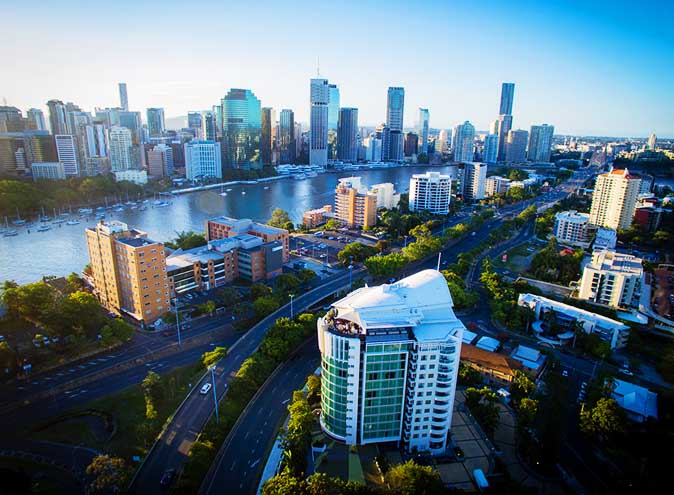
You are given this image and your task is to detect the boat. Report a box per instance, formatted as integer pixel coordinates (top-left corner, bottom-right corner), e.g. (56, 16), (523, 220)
(154, 201), (170, 207)
(139, 205), (147, 211)
(220, 192), (227, 197)
(13, 207), (26, 225)
(263, 186), (270, 190)
(293, 174), (307, 180)
(78, 208), (93, 215)
(226, 188), (233, 192)
(241, 191), (246, 195)
(3, 230), (18, 237)
(36, 225), (51, 232)
(96, 212), (105, 219)
(114, 206), (125, 212)
(66, 220), (80, 226)
(52, 218), (66, 224)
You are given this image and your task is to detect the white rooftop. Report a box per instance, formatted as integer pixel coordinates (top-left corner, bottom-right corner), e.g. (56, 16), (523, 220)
(611, 378), (658, 421)
(475, 336), (500, 352)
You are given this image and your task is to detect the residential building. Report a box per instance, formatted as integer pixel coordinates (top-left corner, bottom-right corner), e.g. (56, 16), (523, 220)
(27, 108), (47, 131)
(119, 83), (128, 111)
(483, 134), (498, 163)
(146, 108), (165, 137)
(518, 293), (630, 349)
(261, 107), (273, 166)
(385, 87), (404, 161)
(279, 109), (295, 163)
(409, 172), (451, 214)
(147, 144), (173, 177)
(588, 169), (641, 230)
(505, 129), (528, 163)
(460, 344), (522, 388)
(184, 140), (222, 180)
(310, 78), (330, 166)
(86, 221), (170, 325)
(417, 108), (429, 154)
(328, 84), (340, 131)
(528, 124), (554, 162)
(633, 205), (663, 233)
(115, 169), (148, 185)
(317, 270), (464, 454)
(510, 345), (547, 376)
(593, 227), (617, 250)
(221, 88), (262, 169)
(554, 210), (591, 247)
(84, 124), (108, 159)
(31, 162), (65, 181)
(334, 177), (377, 228)
(610, 379), (658, 423)
(459, 162), (487, 201)
(302, 205), (333, 228)
(578, 250), (644, 310)
(54, 134), (79, 176)
(452, 121), (475, 163)
(368, 183), (400, 210)
(47, 100), (69, 135)
(206, 216), (289, 262)
(485, 176), (511, 196)
(337, 108), (358, 162)
(109, 126), (133, 171)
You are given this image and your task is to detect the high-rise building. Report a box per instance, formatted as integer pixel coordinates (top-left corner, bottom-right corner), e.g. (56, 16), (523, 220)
(221, 88), (262, 169)
(184, 140), (222, 180)
(409, 172), (452, 214)
(459, 162), (487, 201)
(31, 162), (66, 181)
(485, 176), (511, 196)
(499, 82), (515, 115)
(109, 126), (133, 172)
(368, 183), (400, 209)
(337, 108), (358, 162)
(334, 177), (377, 228)
(317, 269), (464, 454)
(328, 84), (340, 131)
(385, 87), (405, 161)
(84, 124), (108, 158)
(147, 144), (173, 177)
(206, 216), (289, 262)
(483, 134), (498, 163)
(119, 83), (129, 111)
(578, 250), (644, 309)
(404, 132), (419, 157)
(146, 108), (165, 137)
(310, 78), (330, 166)
(0, 106), (25, 132)
(452, 121), (475, 163)
(648, 133), (657, 150)
(589, 169), (641, 230)
(436, 129), (451, 154)
(528, 124), (554, 162)
(47, 100), (69, 135)
(496, 114), (513, 162)
(505, 129), (528, 163)
(202, 110), (217, 141)
(187, 112), (202, 136)
(27, 108), (47, 131)
(417, 108), (429, 154)
(54, 134), (79, 176)
(279, 109), (295, 164)
(24, 133), (58, 166)
(86, 220), (169, 325)
(554, 211), (591, 247)
(260, 107), (273, 166)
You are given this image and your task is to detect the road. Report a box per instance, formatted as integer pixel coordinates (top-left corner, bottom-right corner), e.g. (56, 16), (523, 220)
(128, 269), (360, 494)
(200, 340), (320, 495)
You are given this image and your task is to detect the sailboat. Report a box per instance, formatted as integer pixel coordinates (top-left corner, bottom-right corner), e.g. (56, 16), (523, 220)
(12, 207), (26, 226)
(3, 217), (18, 237)
(52, 208), (65, 224)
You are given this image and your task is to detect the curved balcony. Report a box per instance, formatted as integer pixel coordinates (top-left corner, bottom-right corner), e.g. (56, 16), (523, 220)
(437, 373), (451, 383)
(436, 391), (450, 398)
(433, 407), (449, 415)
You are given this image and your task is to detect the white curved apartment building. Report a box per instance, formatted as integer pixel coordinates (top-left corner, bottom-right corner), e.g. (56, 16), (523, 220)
(317, 270), (464, 454)
(409, 172), (452, 214)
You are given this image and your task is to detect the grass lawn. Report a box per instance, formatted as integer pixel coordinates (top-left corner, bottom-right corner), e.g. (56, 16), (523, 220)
(496, 242), (540, 272)
(0, 456), (80, 495)
(31, 362), (204, 461)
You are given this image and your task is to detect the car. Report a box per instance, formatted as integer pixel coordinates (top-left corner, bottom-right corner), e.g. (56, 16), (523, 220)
(562, 370), (569, 377)
(160, 468), (176, 488)
(619, 368), (634, 376)
(328, 236), (336, 240)
(314, 232), (323, 237)
(200, 383), (212, 395)
(319, 254), (327, 258)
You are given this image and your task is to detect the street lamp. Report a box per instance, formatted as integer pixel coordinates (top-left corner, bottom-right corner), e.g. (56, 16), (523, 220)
(404, 235), (409, 248)
(349, 264), (354, 290)
(290, 294), (295, 320)
(210, 365), (219, 424)
(173, 297), (182, 346)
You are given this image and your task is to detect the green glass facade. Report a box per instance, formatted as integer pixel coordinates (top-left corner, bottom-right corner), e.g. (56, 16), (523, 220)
(321, 344), (351, 438)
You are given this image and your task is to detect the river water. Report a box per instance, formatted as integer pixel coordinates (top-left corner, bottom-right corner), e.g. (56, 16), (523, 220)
(0, 165), (458, 284)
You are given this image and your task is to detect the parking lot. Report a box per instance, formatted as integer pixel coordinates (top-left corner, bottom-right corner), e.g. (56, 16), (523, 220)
(291, 229), (377, 265)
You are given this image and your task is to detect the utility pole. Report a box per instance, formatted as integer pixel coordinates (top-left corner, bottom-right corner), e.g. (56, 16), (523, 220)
(436, 252), (442, 271)
(290, 294), (295, 320)
(173, 297), (182, 346)
(210, 365), (219, 423)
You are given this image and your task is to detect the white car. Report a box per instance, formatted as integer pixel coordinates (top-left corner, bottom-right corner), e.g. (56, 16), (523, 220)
(200, 383), (212, 395)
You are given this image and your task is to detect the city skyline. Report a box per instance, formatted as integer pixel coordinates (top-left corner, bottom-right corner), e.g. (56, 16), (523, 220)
(2, 0), (673, 137)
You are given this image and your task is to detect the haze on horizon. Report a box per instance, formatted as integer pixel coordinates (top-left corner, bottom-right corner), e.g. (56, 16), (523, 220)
(2, 0), (673, 137)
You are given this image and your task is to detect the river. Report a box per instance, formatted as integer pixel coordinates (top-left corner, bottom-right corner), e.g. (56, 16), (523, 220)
(0, 165), (458, 284)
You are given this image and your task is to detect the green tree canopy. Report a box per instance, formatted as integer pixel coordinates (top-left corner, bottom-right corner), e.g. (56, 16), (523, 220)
(141, 370), (164, 419)
(85, 455), (129, 494)
(385, 460), (445, 495)
(202, 346), (228, 369)
(580, 397), (626, 439)
(337, 242), (377, 264)
(269, 208), (292, 229)
(165, 230), (207, 250)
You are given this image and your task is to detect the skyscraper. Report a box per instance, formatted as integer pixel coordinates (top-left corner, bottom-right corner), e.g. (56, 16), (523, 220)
(187, 112), (203, 136)
(337, 108), (358, 162)
(54, 134), (79, 176)
(404, 132), (419, 157)
(505, 129), (529, 163)
(483, 134), (498, 163)
(109, 126), (133, 171)
(84, 124), (108, 158)
(279, 109), (295, 164)
(328, 84), (340, 131)
(47, 100), (68, 135)
(147, 144), (173, 177)
(119, 83), (129, 111)
(184, 140), (222, 180)
(317, 270), (464, 454)
(146, 108), (165, 137)
(27, 108), (46, 131)
(528, 124), (555, 162)
(119, 111), (142, 144)
(310, 78), (330, 166)
(589, 169), (642, 231)
(202, 110), (217, 141)
(261, 107), (273, 166)
(460, 162), (488, 201)
(499, 82), (515, 115)
(417, 108), (429, 154)
(648, 133), (657, 150)
(385, 87), (405, 161)
(221, 88), (262, 169)
(452, 121), (475, 163)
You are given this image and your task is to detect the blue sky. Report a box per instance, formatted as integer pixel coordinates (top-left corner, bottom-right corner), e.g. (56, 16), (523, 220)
(2, 0), (673, 136)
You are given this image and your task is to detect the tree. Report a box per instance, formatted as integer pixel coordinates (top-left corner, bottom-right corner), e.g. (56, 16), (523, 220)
(198, 300), (217, 315)
(141, 371), (164, 419)
(337, 242), (377, 264)
(276, 274), (301, 293)
(269, 208), (292, 229)
(508, 169), (529, 181)
(251, 283), (273, 300)
(202, 346), (228, 369)
(306, 375), (321, 405)
(322, 218), (340, 231)
(510, 370), (535, 406)
(86, 455), (129, 494)
(262, 471), (308, 495)
(99, 318), (134, 345)
(0, 342), (17, 373)
(253, 296), (281, 319)
(297, 269), (317, 284)
(283, 390), (314, 475)
(364, 252), (409, 278)
(385, 460), (445, 495)
(464, 387), (501, 435)
(165, 230), (207, 250)
(458, 363), (481, 386)
(219, 287), (240, 307)
(580, 397), (626, 439)
(517, 398), (539, 429)
(65, 272), (85, 293)
(58, 291), (106, 338)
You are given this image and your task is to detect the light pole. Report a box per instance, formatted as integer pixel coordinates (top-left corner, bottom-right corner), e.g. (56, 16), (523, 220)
(404, 235), (408, 248)
(349, 264), (354, 290)
(210, 365), (219, 423)
(290, 294), (295, 320)
(173, 297), (182, 346)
